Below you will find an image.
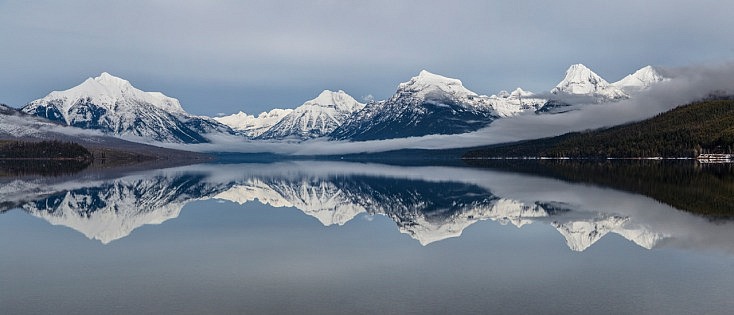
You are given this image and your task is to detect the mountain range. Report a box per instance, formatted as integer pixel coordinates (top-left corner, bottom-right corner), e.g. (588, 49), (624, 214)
(7, 64), (667, 145)
(1, 163), (667, 250)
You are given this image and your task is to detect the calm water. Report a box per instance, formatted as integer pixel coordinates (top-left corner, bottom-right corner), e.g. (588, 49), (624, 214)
(1, 161), (733, 314)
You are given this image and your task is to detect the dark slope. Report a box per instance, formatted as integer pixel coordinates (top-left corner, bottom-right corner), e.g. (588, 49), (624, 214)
(330, 99), (496, 141)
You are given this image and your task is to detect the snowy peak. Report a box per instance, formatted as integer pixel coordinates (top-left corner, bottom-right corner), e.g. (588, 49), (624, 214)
(509, 87), (534, 98)
(21, 72), (234, 143)
(214, 108), (293, 137)
(551, 64), (627, 100)
(216, 90), (364, 140)
(613, 65), (668, 93)
(305, 90), (364, 111)
(488, 87), (546, 117)
(39, 72), (186, 118)
(95, 71), (132, 87)
(413, 69), (464, 86)
(493, 88), (533, 99)
(553, 64), (608, 93)
(257, 90), (365, 140)
(329, 70), (499, 141)
(397, 70), (477, 99)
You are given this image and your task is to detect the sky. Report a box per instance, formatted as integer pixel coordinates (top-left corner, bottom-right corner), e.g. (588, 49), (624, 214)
(1, 0), (733, 116)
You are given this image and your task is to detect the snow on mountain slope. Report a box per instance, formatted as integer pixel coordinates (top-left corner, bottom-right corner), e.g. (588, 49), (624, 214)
(214, 108), (293, 138)
(21, 72), (234, 143)
(551, 64), (628, 101)
(258, 90), (365, 140)
(3, 163), (667, 250)
(488, 88), (547, 117)
(552, 216), (666, 251)
(27, 72), (185, 122)
(213, 175), (663, 248)
(398, 70), (480, 100)
(613, 65), (668, 94)
(614, 223), (668, 250)
(214, 175), (560, 246)
(553, 216), (628, 251)
(20, 173), (230, 244)
(401, 198), (554, 245)
(25, 190), (187, 244)
(330, 70), (499, 141)
(215, 179), (367, 226)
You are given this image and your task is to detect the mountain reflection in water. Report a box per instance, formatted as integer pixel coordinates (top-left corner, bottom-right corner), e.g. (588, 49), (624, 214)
(1, 161), (733, 253)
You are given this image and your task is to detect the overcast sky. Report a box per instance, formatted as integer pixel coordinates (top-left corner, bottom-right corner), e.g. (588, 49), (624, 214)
(1, 0), (733, 116)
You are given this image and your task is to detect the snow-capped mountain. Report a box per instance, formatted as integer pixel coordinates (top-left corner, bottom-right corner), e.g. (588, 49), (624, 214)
(550, 64), (628, 101)
(613, 65), (668, 94)
(330, 70), (499, 141)
(213, 90), (363, 140)
(488, 88), (547, 117)
(21, 72), (235, 143)
(19, 173), (230, 244)
(214, 108), (293, 138)
(258, 90), (365, 140)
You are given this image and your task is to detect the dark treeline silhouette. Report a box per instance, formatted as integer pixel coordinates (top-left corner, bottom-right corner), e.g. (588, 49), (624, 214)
(0, 159), (91, 177)
(0, 140), (92, 160)
(465, 99), (734, 158)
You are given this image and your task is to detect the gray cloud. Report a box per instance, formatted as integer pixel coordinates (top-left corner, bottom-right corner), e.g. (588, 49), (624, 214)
(1, 1), (733, 116)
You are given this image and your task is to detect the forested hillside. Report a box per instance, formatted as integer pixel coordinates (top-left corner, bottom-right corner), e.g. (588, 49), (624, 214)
(465, 99), (734, 158)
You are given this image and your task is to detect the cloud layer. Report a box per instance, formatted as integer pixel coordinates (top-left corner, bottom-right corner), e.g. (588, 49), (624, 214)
(2, 1), (733, 116)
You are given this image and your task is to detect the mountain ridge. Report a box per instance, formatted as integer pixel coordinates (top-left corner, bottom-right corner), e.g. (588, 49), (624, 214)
(612, 66), (668, 94)
(329, 70), (500, 141)
(551, 63), (628, 101)
(257, 90), (365, 140)
(12, 64), (669, 144)
(21, 73), (235, 144)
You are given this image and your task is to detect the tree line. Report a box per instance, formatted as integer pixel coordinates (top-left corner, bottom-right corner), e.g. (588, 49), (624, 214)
(0, 140), (92, 160)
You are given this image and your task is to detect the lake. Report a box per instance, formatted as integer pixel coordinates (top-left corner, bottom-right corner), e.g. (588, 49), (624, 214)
(1, 160), (733, 314)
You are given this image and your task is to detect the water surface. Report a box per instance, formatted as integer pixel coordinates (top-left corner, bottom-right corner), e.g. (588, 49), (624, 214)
(1, 161), (733, 314)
